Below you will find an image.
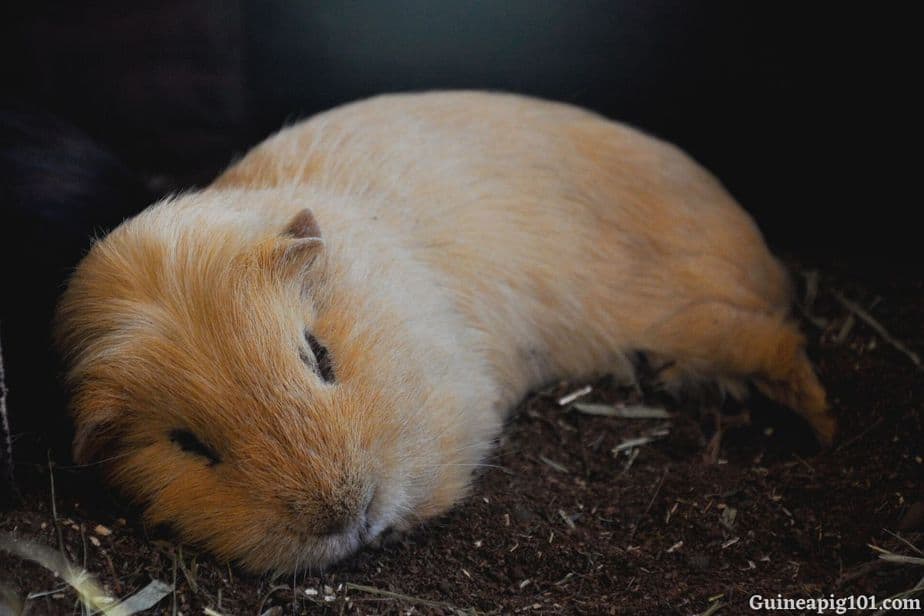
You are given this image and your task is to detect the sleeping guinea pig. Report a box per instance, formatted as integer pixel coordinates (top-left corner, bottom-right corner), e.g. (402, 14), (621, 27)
(55, 91), (834, 573)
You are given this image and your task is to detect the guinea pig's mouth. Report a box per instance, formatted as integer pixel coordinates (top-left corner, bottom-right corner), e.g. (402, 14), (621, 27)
(364, 523), (403, 550)
(291, 489), (404, 571)
(297, 517), (394, 571)
(363, 517), (397, 547)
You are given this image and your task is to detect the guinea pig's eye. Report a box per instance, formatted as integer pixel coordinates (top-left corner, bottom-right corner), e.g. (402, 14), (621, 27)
(169, 429), (221, 465)
(302, 330), (335, 383)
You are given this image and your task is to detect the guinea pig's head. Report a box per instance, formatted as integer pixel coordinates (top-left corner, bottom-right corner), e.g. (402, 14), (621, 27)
(55, 193), (461, 572)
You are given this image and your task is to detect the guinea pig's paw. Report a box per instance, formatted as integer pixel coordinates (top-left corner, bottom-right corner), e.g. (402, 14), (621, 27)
(365, 524), (405, 550)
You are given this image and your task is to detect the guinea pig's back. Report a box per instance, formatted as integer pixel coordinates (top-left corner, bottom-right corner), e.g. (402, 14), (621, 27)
(214, 92), (793, 392)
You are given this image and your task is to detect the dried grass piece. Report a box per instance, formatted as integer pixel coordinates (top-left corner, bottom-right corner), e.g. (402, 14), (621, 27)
(833, 314), (856, 344)
(110, 580), (173, 615)
(539, 456), (570, 473)
(721, 537), (740, 550)
(557, 509), (576, 530)
(803, 270), (819, 312)
(878, 553), (924, 566)
(884, 529), (924, 556)
(869, 542), (924, 566)
(573, 403), (670, 419)
(344, 583), (476, 615)
(0, 582), (23, 616)
(0, 532), (172, 615)
(796, 270), (830, 329)
(611, 436), (655, 454)
(696, 598), (726, 616)
(834, 291), (922, 368)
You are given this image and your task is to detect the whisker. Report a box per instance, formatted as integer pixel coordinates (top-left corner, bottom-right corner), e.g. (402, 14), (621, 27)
(55, 450), (135, 469)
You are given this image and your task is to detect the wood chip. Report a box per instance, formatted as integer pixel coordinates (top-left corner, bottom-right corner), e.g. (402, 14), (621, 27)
(720, 507), (737, 530)
(721, 537), (740, 549)
(573, 403), (670, 419)
(109, 580), (173, 615)
(557, 385), (592, 406)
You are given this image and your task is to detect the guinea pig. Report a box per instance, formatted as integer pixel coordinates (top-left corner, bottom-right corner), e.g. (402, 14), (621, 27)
(55, 91), (834, 573)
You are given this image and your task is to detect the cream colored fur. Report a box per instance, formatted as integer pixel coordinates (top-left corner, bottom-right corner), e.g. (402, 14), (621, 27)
(56, 91), (832, 572)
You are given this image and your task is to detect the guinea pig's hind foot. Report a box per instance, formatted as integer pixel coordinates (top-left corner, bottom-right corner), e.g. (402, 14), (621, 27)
(645, 302), (836, 446)
(753, 349), (836, 446)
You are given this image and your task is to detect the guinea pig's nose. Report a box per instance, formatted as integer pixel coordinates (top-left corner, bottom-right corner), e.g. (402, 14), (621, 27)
(314, 486), (378, 536)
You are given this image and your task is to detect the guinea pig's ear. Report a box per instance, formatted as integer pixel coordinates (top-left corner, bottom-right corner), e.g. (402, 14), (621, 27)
(273, 209), (324, 273)
(284, 208), (322, 240)
(72, 409), (120, 465)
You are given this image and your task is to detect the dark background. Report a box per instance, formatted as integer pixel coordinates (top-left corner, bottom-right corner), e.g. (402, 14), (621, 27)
(0, 2), (914, 475)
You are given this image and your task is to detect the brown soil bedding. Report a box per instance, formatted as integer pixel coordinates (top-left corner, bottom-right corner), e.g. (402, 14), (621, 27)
(1, 260), (921, 615)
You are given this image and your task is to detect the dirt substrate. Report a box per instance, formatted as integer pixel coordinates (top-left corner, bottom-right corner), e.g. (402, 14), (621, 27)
(1, 260), (922, 615)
